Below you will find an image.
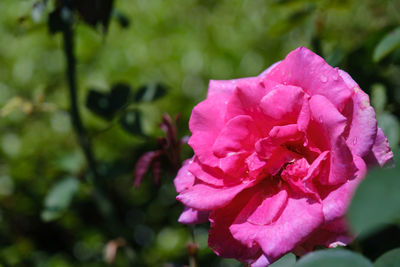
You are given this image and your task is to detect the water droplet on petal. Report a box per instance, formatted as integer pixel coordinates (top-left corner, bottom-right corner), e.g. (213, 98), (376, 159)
(320, 75), (328, 83)
(318, 115), (323, 123)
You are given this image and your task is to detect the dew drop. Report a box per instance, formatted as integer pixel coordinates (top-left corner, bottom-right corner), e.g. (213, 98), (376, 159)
(318, 115), (323, 123)
(320, 75), (328, 83)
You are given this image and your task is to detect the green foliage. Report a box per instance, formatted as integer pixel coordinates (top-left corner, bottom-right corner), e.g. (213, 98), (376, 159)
(270, 253), (296, 267)
(373, 27), (400, 62)
(294, 249), (373, 267)
(348, 150), (400, 235)
(1, 0), (400, 265)
(374, 248), (400, 267)
(41, 176), (80, 222)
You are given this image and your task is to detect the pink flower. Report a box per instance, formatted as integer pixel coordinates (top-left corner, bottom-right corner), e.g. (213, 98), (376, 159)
(174, 47), (393, 266)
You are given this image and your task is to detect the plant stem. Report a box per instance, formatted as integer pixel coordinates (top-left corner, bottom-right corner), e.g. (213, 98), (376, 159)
(62, 24), (99, 180)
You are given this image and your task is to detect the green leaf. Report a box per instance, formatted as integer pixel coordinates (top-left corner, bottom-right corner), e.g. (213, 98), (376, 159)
(85, 83), (131, 120)
(348, 150), (400, 235)
(377, 113), (400, 148)
(371, 84), (387, 115)
(41, 176), (80, 222)
(374, 247), (400, 267)
(119, 109), (144, 136)
(295, 249), (373, 267)
(373, 27), (400, 62)
(270, 253), (296, 267)
(134, 83), (167, 102)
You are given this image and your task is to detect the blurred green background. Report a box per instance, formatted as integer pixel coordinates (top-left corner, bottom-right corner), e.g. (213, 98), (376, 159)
(1, 0), (400, 266)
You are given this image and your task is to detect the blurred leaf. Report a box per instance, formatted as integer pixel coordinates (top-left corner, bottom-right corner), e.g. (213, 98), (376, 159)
(41, 176), (80, 222)
(374, 247), (400, 267)
(348, 151), (400, 235)
(134, 83), (167, 102)
(377, 113), (400, 148)
(119, 109), (144, 135)
(112, 10), (130, 28)
(371, 84), (387, 115)
(31, 1), (47, 23)
(48, 7), (74, 34)
(270, 253), (296, 267)
(71, 0), (114, 31)
(85, 83), (131, 120)
(268, 5), (315, 36)
(373, 27), (400, 62)
(295, 249), (373, 267)
(326, 48), (345, 67)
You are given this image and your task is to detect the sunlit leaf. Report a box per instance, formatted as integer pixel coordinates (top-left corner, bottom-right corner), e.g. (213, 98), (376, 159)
(41, 176), (80, 222)
(373, 27), (400, 62)
(374, 247), (400, 267)
(295, 249), (373, 267)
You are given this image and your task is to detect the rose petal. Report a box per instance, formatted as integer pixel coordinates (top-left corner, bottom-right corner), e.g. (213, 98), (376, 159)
(266, 47), (353, 110)
(177, 180), (256, 210)
(230, 185), (324, 261)
(213, 115), (259, 157)
(260, 84), (305, 123)
(293, 218), (352, 255)
(174, 158), (195, 193)
(309, 95), (356, 185)
(321, 155), (367, 222)
(339, 74), (378, 158)
(209, 187), (262, 262)
(371, 127), (394, 167)
(178, 207), (210, 225)
(236, 184), (288, 226)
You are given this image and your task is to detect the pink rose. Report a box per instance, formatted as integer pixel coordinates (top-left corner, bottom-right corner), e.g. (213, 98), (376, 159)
(174, 47), (393, 266)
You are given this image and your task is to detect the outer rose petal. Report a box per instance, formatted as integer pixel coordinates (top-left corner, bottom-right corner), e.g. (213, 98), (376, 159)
(371, 127), (394, 167)
(176, 179), (256, 211)
(174, 158), (195, 193)
(178, 207), (210, 225)
(339, 70), (378, 158)
(209, 187), (263, 262)
(321, 155), (367, 222)
(188, 94), (229, 167)
(266, 47), (353, 110)
(293, 218), (352, 255)
(230, 185), (324, 262)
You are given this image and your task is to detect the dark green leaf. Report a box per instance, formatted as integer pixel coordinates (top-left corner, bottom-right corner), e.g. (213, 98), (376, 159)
(270, 253), (296, 267)
(41, 176), (80, 222)
(109, 83), (131, 109)
(48, 8), (69, 34)
(119, 109), (144, 136)
(85, 83), (131, 120)
(374, 247), (400, 267)
(86, 89), (113, 119)
(134, 83), (167, 102)
(112, 10), (130, 28)
(348, 150), (400, 235)
(373, 27), (400, 62)
(295, 249), (373, 267)
(71, 0), (114, 31)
